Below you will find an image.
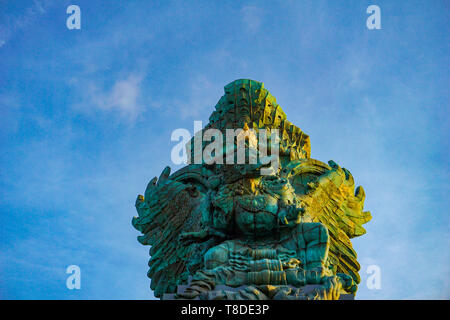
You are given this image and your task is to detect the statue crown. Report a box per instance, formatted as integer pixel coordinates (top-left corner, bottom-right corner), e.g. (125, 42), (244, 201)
(203, 79), (311, 160)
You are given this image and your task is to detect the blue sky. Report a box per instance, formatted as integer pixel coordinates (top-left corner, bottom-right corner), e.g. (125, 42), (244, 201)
(0, 0), (448, 299)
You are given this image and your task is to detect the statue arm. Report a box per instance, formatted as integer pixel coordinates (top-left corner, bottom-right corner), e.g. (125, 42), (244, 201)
(286, 222), (329, 285)
(179, 227), (227, 243)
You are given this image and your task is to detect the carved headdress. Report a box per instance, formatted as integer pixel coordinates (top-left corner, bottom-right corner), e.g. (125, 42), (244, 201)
(202, 79), (311, 161)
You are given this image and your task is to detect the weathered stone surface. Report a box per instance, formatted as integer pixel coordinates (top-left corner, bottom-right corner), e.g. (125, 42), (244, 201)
(132, 79), (371, 300)
(163, 279), (354, 300)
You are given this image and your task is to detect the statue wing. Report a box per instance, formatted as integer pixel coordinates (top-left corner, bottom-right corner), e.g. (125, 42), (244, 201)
(132, 165), (215, 298)
(284, 159), (371, 284)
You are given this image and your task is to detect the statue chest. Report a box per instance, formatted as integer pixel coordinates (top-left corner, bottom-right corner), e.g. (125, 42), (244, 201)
(234, 195), (279, 237)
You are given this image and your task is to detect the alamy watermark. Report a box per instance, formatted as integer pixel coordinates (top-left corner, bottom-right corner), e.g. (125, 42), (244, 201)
(366, 264), (382, 290)
(64, 5), (381, 32)
(64, 5), (381, 33)
(366, 5), (381, 30)
(66, 265), (81, 290)
(171, 121), (280, 175)
(66, 5), (81, 30)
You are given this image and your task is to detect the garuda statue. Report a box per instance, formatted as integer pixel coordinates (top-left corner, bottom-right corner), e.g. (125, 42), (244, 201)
(132, 79), (371, 300)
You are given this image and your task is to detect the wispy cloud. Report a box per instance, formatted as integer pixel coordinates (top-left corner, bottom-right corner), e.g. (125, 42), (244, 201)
(0, 93), (21, 136)
(158, 74), (223, 121)
(241, 6), (264, 34)
(0, 0), (49, 48)
(72, 73), (145, 122)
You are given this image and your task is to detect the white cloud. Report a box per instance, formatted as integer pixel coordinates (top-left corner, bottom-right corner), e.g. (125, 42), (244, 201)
(0, 0), (50, 48)
(0, 93), (22, 135)
(241, 6), (263, 34)
(96, 75), (142, 115)
(74, 73), (145, 122)
(168, 74), (222, 120)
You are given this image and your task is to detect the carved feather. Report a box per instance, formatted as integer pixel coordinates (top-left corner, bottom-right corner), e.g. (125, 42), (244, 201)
(132, 165), (215, 297)
(284, 159), (371, 285)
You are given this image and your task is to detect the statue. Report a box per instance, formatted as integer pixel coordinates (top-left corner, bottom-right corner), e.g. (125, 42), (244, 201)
(132, 79), (371, 300)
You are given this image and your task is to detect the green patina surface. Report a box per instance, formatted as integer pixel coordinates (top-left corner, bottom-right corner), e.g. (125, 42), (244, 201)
(132, 79), (371, 300)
